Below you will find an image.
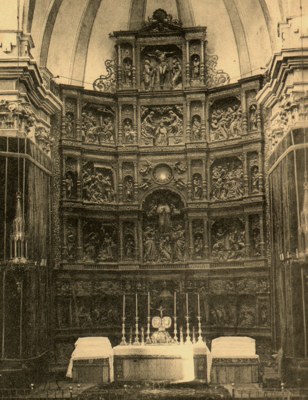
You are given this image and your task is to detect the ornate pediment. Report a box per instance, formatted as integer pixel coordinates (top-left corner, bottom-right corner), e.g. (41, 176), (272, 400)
(140, 9), (182, 34)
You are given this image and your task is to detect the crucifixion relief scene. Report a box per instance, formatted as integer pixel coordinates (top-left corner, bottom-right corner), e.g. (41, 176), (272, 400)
(0, 0), (308, 399)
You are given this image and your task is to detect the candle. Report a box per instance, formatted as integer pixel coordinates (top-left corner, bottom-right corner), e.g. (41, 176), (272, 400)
(186, 293), (189, 317)
(174, 292), (176, 316)
(148, 292), (150, 316)
(135, 293), (138, 318)
(123, 294), (126, 318)
(197, 293), (200, 317)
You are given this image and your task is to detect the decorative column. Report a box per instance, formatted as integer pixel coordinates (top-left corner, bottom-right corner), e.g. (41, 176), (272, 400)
(118, 161), (123, 202)
(118, 104), (123, 144)
(201, 99), (206, 140)
(207, 158), (212, 202)
(203, 219), (209, 258)
(133, 161), (138, 199)
(119, 220), (124, 261)
(187, 159), (192, 200)
(200, 40), (205, 84)
(259, 213), (265, 256)
(243, 153), (249, 196)
(76, 93), (82, 141)
(186, 100), (191, 140)
(202, 159), (206, 199)
(185, 40), (190, 86)
(138, 217), (143, 263)
(245, 214), (250, 258)
(77, 217), (83, 261)
(241, 90), (248, 134)
(206, 101), (211, 143)
(133, 104), (137, 143)
(134, 221), (139, 260)
(132, 44), (136, 88)
(61, 97), (66, 139)
(189, 219), (194, 259)
(76, 158), (82, 199)
(62, 157), (67, 198)
(117, 44), (122, 88)
(258, 150), (264, 193)
(62, 216), (68, 262)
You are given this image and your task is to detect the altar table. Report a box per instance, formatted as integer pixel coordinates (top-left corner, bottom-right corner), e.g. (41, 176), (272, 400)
(113, 344), (195, 382)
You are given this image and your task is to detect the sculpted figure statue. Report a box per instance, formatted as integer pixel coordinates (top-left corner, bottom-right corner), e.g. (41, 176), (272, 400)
(143, 59), (155, 90)
(144, 226), (157, 261)
(155, 121), (168, 145)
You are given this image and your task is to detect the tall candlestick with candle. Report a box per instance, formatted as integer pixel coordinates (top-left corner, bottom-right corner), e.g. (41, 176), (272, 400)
(134, 293), (140, 345)
(146, 292), (151, 344)
(197, 293), (203, 343)
(173, 292), (178, 343)
(185, 293), (191, 344)
(120, 294), (127, 345)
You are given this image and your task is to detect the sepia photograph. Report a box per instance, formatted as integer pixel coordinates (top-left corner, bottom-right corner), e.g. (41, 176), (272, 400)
(0, 0), (307, 398)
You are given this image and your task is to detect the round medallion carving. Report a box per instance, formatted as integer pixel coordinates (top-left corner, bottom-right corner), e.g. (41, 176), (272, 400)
(153, 164), (173, 184)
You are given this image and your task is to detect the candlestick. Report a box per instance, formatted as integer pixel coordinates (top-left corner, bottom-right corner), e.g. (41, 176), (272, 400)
(174, 292), (176, 317)
(180, 326), (184, 345)
(197, 315), (203, 343)
(185, 316), (192, 344)
(146, 316), (151, 344)
(123, 294), (126, 318)
(147, 292), (150, 317)
(173, 316), (178, 343)
(197, 293), (200, 317)
(141, 327), (145, 345)
(135, 293), (138, 318)
(192, 326), (196, 344)
(120, 317), (127, 345)
(186, 293), (188, 316)
(133, 316), (140, 345)
(129, 327), (132, 345)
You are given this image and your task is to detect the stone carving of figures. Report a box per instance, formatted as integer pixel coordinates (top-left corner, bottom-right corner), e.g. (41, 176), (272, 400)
(252, 229), (261, 256)
(212, 224), (245, 260)
(159, 235), (172, 261)
(156, 203), (172, 232)
(65, 112), (74, 137)
(100, 116), (114, 143)
(83, 231), (99, 262)
(155, 121), (168, 145)
(123, 57), (132, 85)
(143, 59), (155, 90)
(210, 103), (242, 141)
(82, 111), (98, 143)
(65, 172), (74, 198)
(141, 111), (156, 138)
(83, 166), (115, 203)
(148, 49), (174, 89)
(98, 232), (115, 260)
(194, 234), (203, 258)
(123, 119), (135, 143)
(144, 226), (157, 261)
(238, 305), (255, 327)
(191, 115), (202, 140)
(171, 57), (182, 88)
(166, 110), (182, 136)
(172, 224), (185, 261)
(191, 55), (200, 78)
(125, 235), (135, 259)
(251, 165), (260, 193)
(124, 176), (134, 201)
(211, 161), (243, 200)
(192, 174), (203, 199)
(210, 304), (228, 326)
(249, 104), (258, 130)
(66, 223), (76, 260)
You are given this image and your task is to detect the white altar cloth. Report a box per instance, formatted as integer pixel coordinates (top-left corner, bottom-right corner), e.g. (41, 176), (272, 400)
(113, 344), (195, 382)
(66, 337), (114, 381)
(211, 336), (257, 358)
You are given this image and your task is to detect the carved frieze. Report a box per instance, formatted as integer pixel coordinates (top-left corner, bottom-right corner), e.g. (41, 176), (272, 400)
(211, 157), (243, 200)
(81, 105), (115, 144)
(211, 218), (245, 260)
(82, 161), (115, 203)
(83, 220), (118, 262)
(209, 97), (242, 142)
(141, 105), (183, 146)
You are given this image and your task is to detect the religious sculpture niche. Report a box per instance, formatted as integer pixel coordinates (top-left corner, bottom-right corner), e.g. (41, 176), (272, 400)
(83, 220), (117, 262)
(209, 97), (242, 141)
(123, 222), (135, 260)
(123, 175), (134, 202)
(192, 173), (203, 200)
(192, 220), (204, 259)
(65, 220), (77, 261)
(123, 118), (136, 144)
(64, 98), (76, 138)
(141, 44), (182, 90)
(142, 190), (185, 263)
(250, 215), (261, 257)
(191, 54), (201, 79)
(81, 105), (115, 144)
(191, 115), (202, 141)
(211, 157), (243, 200)
(209, 297), (237, 327)
(64, 158), (77, 199)
(82, 162), (115, 203)
(211, 218), (245, 260)
(249, 104), (258, 131)
(141, 105), (183, 145)
(122, 57), (133, 87)
(238, 300), (256, 327)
